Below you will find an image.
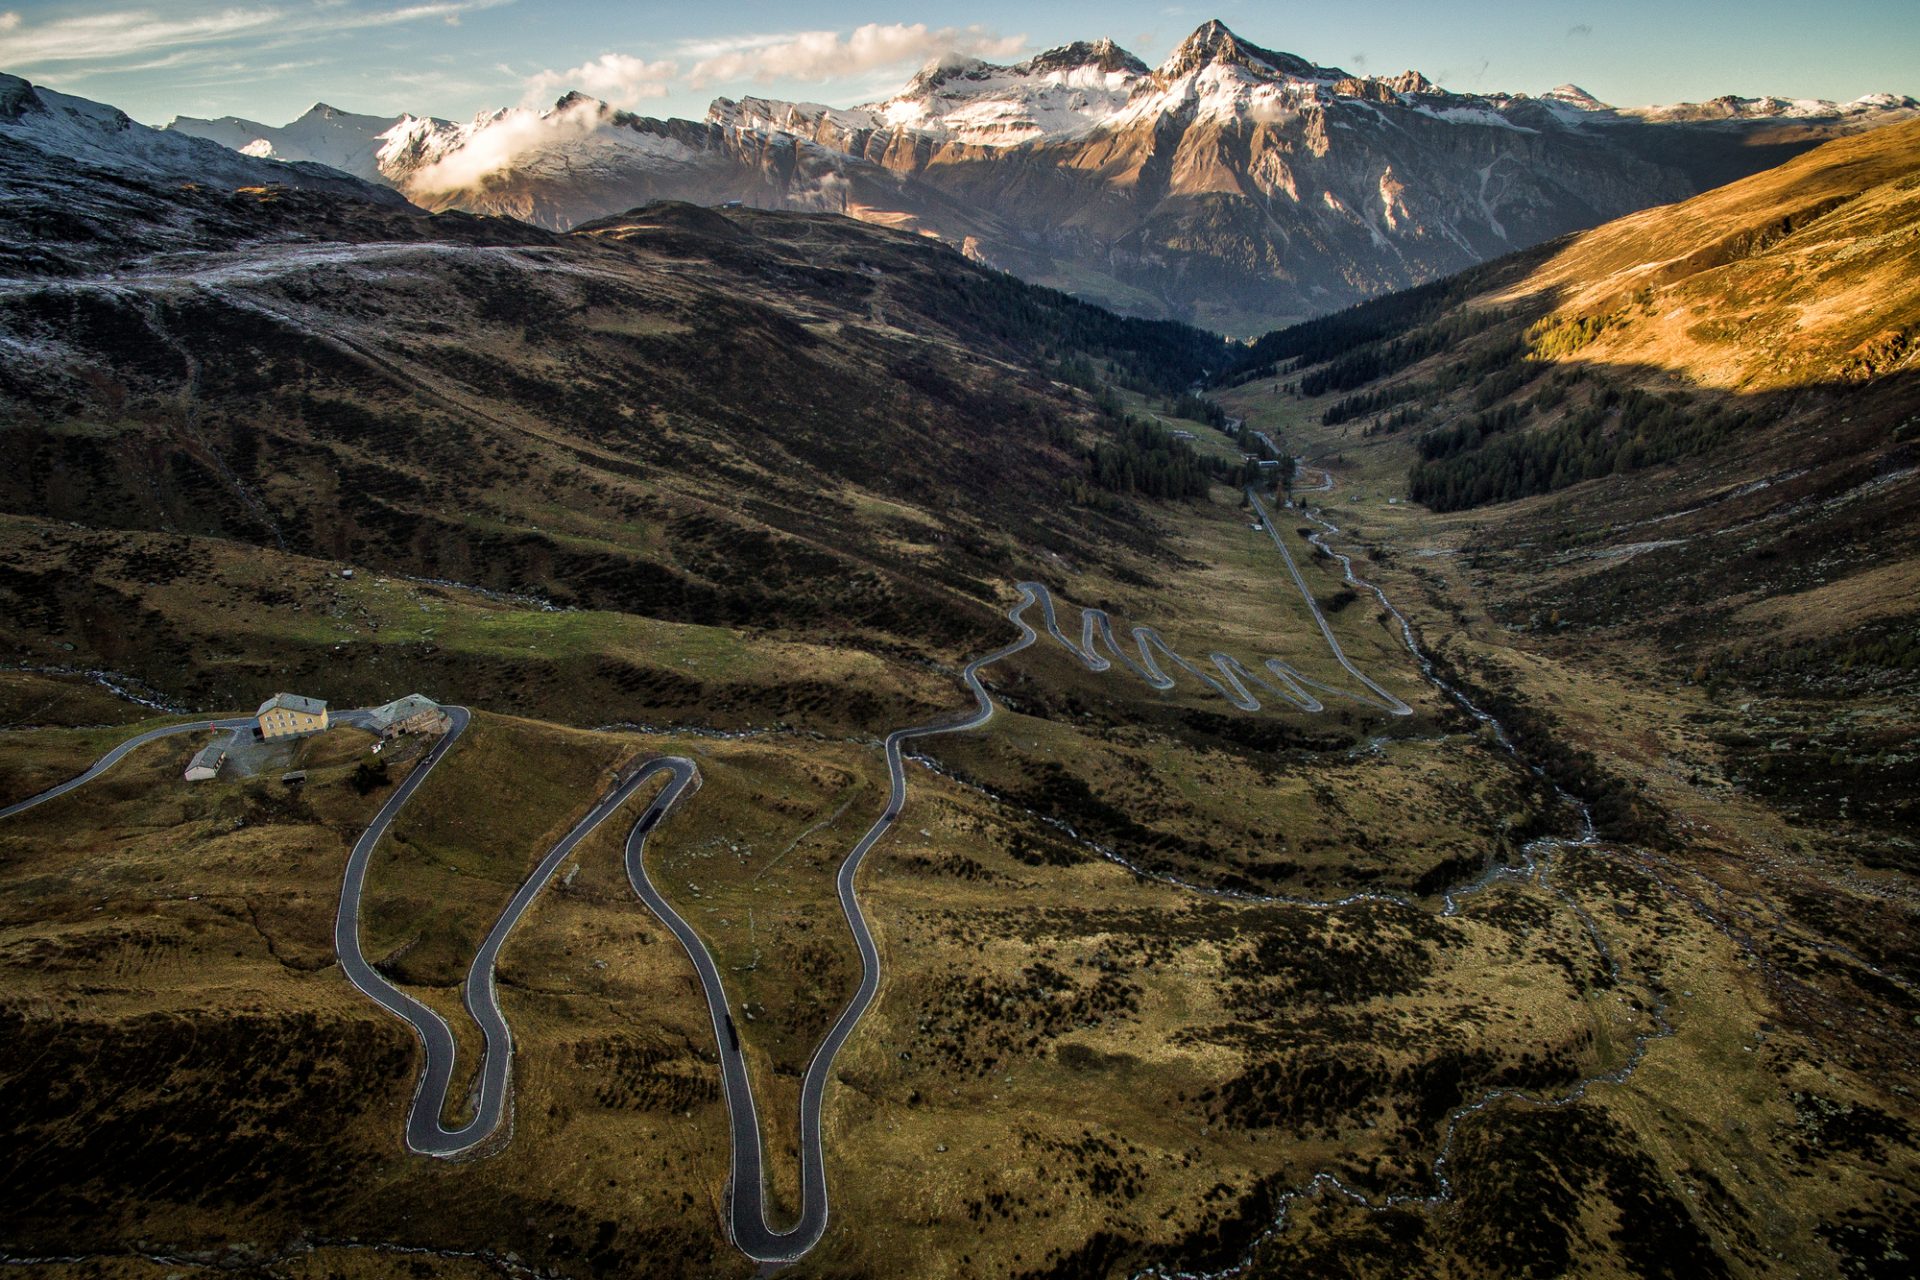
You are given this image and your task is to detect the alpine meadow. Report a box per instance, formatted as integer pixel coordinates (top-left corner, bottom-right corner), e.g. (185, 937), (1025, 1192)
(1, 6), (1916, 1279)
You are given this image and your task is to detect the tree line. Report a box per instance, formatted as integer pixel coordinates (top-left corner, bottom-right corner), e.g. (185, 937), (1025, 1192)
(1223, 244), (1550, 383)
(1409, 387), (1754, 511)
(926, 266), (1230, 394)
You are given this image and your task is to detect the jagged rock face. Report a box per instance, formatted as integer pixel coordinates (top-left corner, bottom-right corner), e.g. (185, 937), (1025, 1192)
(160, 21), (1918, 332)
(352, 108), (1029, 268)
(922, 105), (1697, 331)
(1152, 19), (1342, 83)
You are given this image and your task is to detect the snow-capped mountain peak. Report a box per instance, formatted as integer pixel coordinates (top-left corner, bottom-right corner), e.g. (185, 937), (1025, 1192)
(1627, 91), (1920, 124)
(709, 37), (1158, 149)
(1851, 91), (1920, 110)
(168, 100), (409, 184)
(2, 74), (135, 138)
(868, 39), (1151, 144)
(901, 55), (996, 97)
(1025, 39), (1150, 78)
(2, 73), (402, 207)
(1543, 84), (1611, 111)
(1380, 70), (1442, 97)
(1155, 19), (1344, 83)
(132, 19), (1920, 333)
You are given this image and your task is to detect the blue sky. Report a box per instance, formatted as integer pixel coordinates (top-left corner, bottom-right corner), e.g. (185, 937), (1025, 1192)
(2, 0), (1914, 126)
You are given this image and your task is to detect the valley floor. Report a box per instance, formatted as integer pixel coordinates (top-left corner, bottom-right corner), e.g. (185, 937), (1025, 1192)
(0, 426), (1913, 1279)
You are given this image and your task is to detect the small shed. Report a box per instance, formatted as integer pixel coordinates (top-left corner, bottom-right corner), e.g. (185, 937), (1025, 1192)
(366, 693), (450, 739)
(184, 745), (226, 782)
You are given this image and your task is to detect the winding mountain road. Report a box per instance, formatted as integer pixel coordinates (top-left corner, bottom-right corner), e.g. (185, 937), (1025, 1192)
(685, 488), (1411, 1261)
(0, 483), (1417, 1266)
(0, 716), (253, 820)
(1019, 491), (1409, 718)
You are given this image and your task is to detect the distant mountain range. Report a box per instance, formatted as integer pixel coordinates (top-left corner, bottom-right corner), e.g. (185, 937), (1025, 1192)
(37, 19), (1920, 331)
(0, 66), (1234, 688)
(0, 73), (405, 209)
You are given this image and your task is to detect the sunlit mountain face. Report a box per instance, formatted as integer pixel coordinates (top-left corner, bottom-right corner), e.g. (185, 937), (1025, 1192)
(1, 14), (1917, 1280)
(164, 20), (1917, 334)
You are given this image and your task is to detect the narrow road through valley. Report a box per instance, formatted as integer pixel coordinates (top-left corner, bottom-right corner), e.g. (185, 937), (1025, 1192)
(1020, 489), (1409, 717)
(686, 487), (1414, 1261)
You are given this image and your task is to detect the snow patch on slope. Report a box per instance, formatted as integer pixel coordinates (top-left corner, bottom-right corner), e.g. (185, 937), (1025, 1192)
(2, 73), (397, 203)
(168, 102), (407, 184)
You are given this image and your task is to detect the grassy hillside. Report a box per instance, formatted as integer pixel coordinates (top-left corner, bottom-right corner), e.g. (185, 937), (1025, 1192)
(0, 164), (1231, 709)
(5, 116), (1917, 1280)
(1224, 120), (1920, 844)
(1210, 121), (1920, 1280)
(1230, 118), (1920, 513)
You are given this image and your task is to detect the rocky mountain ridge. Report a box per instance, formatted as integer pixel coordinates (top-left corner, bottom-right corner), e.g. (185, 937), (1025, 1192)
(1, 73), (404, 206)
(149, 19), (1920, 330)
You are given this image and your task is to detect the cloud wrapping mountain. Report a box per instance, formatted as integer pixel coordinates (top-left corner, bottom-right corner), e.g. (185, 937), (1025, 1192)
(686, 23), (1027, 88)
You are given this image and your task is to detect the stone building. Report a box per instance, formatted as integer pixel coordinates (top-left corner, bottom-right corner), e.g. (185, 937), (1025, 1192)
(366, 693), (450, 738)
(184, 744), (226, 781)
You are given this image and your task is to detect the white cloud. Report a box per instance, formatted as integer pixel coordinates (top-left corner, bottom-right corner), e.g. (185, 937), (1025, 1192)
(0, 1), (512, 68)
(687, 22), (1025, 88)
(0, 6), (280, 64)
(523, 52), (678, 109)
(403, 95), (605, 194)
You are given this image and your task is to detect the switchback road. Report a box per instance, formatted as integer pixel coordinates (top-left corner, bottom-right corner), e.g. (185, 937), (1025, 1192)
(0, 489), (1418, 1265)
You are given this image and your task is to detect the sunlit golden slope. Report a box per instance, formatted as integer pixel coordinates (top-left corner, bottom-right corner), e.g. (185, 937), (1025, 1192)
(1496, 117), (1920, 391)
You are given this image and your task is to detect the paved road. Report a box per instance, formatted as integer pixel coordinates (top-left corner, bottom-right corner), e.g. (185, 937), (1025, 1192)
(1, 705), (705, 1161)
(0, 497), (1414, 1263)
(332, 707), (715, 1156)
(1016, 490), (1409, 719)
(618, 609), (1042, 1263)
(0, 716), (254, 819)
(646, 508), (1412, 1261)
(1247, 488), (1413, 716)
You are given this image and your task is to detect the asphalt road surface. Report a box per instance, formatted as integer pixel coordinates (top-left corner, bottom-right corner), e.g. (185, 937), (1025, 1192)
(0, 715), (255, 820)
(645, 499), (1412, 1262)
(613, 609), (1043, 1263)
(333, 707), (713, 1157)
(1014, 489), (1409, 718)
(1248, 488), (1413, 716)
(0, 491), (1412, 1264)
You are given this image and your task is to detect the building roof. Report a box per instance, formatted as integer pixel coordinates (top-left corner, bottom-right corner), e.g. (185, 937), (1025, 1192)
(366, 693), (440, 728)
(257, 692), (328, 716)
(189, 744), (226, 769)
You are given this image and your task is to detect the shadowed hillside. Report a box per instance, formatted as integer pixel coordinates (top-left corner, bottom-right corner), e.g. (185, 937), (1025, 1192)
(2, 65), (1917, 1280)
(1230, 117), (1920, 837)
(1202, 118), (1920, 1280)
(0, 141), (1236, 714)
